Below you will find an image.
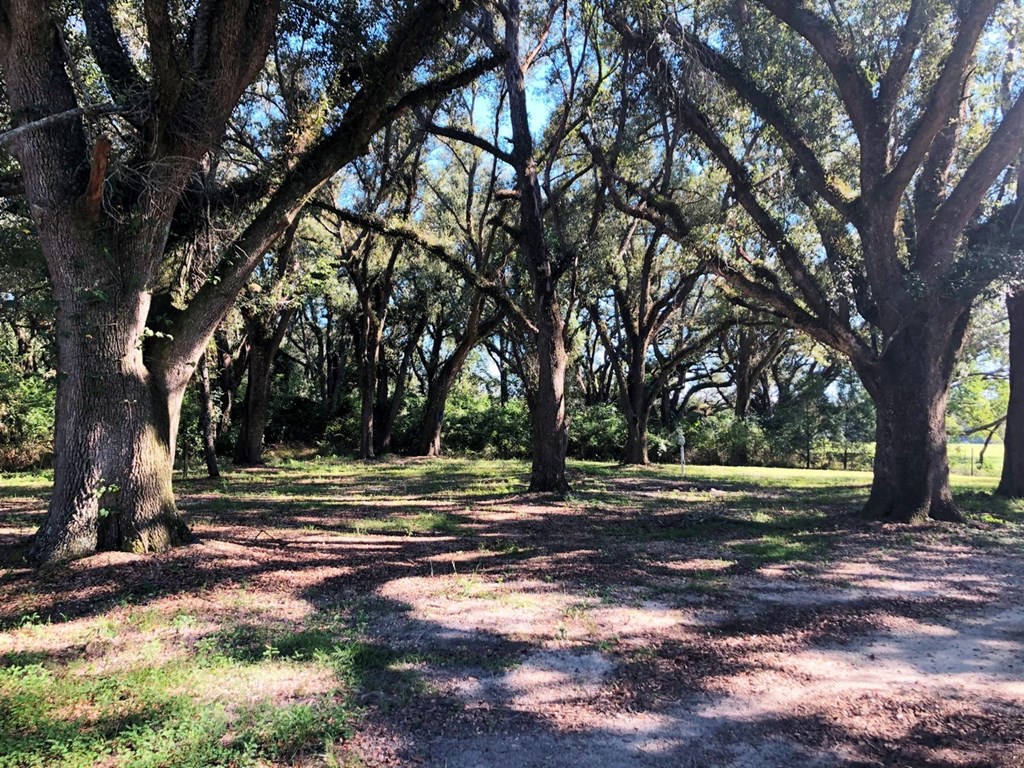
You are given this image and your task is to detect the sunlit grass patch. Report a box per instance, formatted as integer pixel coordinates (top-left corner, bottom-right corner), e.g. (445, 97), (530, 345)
(0, 613), (366, 768)
(730, 534), (825, 566)
(0, 657), (350, 768)
(345, 510), (469, 536)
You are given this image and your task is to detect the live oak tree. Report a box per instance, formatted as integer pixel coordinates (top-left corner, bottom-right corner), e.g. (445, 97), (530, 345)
(432, 0), (607, 492)
(412, 87), (509, 456)
(582, 66), (727, 464)
(317, 120), (428, 460)
(719, 322), (789, 420)
(233, 220), (302, 466)
(336, 0), (607, 492)
(284, 285), (351, 421)
(991, 173), (1024, 496)
(587, 219), (724, 464)
(413, 276), (504, 457)
(606, 0), (1024, 522)
(998, 288), (1024, 495)
(0, 0), (482, 563)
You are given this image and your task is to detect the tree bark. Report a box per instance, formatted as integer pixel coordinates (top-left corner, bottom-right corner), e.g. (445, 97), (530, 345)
(997, 290), (1024, 497)
(857, 312), (969, 522)
(621, 345), (650, 465)
(234, 307), (294, 466)
(529, 304), (570, 493)
(417, 354), (469, 457)
(29, 286), (189, 563)
(415, 301), (495, 456)
(355, 310), (382, 461)
(418, 383), (448, 457)
(4, 0), (469, 564)
(624, 409), (651, 465)
(196, 352), (220, 478)
(500, 0), (570, 494)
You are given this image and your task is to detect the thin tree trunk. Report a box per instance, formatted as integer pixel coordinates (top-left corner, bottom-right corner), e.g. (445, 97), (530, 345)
(355, 311), (381, 461)
(735, 377), (753, 419)
(997, 290), (1024, 497)
(499, 338), (510, 406)
(415, 304), (494, 456)
(197, 352), (220, 478)
(417, 353), (468, 457)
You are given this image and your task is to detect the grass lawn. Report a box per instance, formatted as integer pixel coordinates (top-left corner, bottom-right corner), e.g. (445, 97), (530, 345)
(1, 458), (1022, 767)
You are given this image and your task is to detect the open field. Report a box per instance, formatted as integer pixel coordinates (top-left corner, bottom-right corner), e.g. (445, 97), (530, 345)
(1, 459), (1023, 767)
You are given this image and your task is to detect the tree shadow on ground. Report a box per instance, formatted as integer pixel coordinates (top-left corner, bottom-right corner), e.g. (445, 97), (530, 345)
(1, 460), (1022, 766)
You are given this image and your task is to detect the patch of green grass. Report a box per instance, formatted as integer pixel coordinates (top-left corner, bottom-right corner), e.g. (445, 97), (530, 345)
(730, 534), (824, 566)
(0, 661), (234, 768)
(208, 625), (340, 663)
(347, 510), (469, 536)
(0, 622), (361, 768)
(231, 698), (349, 762)
(476, 538), (530, 556)
(687, 569), (733, 594)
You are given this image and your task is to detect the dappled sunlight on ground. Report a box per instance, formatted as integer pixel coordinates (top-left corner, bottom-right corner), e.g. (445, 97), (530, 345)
(1, 459), (1023, 766)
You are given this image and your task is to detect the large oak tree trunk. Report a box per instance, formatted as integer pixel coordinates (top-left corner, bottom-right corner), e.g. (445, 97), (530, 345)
(622, 354), (650, 465)
(30, 287), (189, 563)
(233, 342), (274, 465)
(529, 304), (569, 494)
(624, 410), (651, 465)
(501, 0), (570, 494)
(5, 0), (462, 566)
(418, 383), (448, 457)
(997, 290), (1024, 497)
(857, 312), (969, 523)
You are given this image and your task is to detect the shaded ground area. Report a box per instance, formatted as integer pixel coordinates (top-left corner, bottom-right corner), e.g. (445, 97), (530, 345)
(1, 459), (1023, 767)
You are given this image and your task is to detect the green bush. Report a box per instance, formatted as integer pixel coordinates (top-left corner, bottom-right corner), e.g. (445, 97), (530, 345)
(442, 396), (531, 458)
(684, 412), (769, 466)
(568, 402), (625, 461)
(267, 395), (328, 444)
(646, 430), (676, 463)
(0, 360), (53, 470)
(322, 392), (361, 455)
